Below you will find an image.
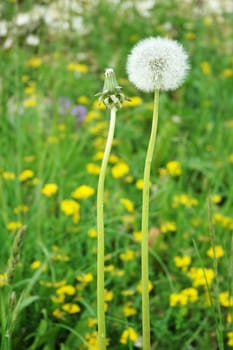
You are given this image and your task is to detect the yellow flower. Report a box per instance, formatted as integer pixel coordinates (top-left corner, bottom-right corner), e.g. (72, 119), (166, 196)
(77, 96), (89, 104)
(120, 249), (136, 261)
(60, 199), (80, 223)
(23, 96), (37, 108)
(76, 273), (94, 283)
(166, 160), (182, 176)
(120, 327), (138, 344)
(56, 285), (76, 296)
(31, 260), (41, 269)
(174, 255), (191, 270)
(227, 332), (233, 347)
(160, 221), (176, 233)
(181, 287), (198, 303)
(111, 162), (129, 178)
(185, 32), (196, 40)
(88, 228), (97, 238)
(221, 69), (233, 78)
(2, 171), (15, 180)
(6, 221), (23, 231)
(13, 205), (29, 214)
(206, 245), (224, 259)
(170, 288), (198, 307)
(26, 57), (42, 68)
(136, 178), (144, 189)
(0, 273), (8, 287)
(219, 291), (233, 307)
(67, 62), (88, 73)
(123, 96), (142, 107)
(88, 318), (98, 327)
(211, 194), (222, 204)
(86, 163), (101, 175)
(51, 294), (65, 304)
(24, 84), (36, 95)
(104, 289), (114, 302)
(120, 198), (134, 212)
(52, 308), (65, 319)
(187, 267), (215, 288)
(172, 194), (198, 208)
(133, 231), (142, 242)
(137, 280), (153, 294)
(19, 169), (34, 182)
(62, 303), (81, 314)
(123, 302), (137, 317)
(41, 183), (58, 197)
(200, 61), (211, 75)
(71, 185), (95, 199)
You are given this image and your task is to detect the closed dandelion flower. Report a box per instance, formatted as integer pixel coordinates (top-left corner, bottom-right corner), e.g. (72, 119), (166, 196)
(127, 37), (189, 92)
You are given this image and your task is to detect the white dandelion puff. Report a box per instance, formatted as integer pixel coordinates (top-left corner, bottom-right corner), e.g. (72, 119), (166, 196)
(126, 36), (189, 92)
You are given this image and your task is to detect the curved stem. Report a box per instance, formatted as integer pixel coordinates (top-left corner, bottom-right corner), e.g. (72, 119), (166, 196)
(97, 108), (117, 350)
(141, 89), (159, 350)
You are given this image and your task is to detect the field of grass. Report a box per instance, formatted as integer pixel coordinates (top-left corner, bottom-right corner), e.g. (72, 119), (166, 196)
(0, 1), (233, 349)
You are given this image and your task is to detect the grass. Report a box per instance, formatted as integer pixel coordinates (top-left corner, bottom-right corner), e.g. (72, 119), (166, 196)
(0, 0), (233, 349)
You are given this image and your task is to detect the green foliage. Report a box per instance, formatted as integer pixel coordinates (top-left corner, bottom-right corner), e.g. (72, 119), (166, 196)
(0, 0), (233, 349)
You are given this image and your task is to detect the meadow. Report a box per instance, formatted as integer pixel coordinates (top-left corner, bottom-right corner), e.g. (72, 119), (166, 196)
(0, 0), (233, 349)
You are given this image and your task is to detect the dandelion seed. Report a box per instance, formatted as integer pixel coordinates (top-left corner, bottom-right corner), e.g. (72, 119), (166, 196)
(127, 37), (189, 92)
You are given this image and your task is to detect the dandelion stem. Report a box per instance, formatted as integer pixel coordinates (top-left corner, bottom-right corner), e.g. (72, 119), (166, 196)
(141, 89), (159, 350)
(97, 107), (117, 350)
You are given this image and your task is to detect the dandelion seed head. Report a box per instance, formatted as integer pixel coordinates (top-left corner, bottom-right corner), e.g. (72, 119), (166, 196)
(126, 37), (189, 92)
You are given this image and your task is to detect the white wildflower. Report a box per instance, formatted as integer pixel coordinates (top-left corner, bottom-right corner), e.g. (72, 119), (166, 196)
(126, 37), (189, 92)
(26, 34), (40, 46)
(0, 21), (8, 37)
(15, 13), (30, 27)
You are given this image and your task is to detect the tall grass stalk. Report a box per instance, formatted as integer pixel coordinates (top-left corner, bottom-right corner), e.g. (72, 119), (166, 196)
(141, 89), (159, 350)
(97, 107), (116, 350)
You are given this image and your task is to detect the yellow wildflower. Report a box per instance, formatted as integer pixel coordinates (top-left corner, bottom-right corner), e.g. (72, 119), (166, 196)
(52, 308), (65, 319)
(62, 303), (81, 314)
(172, 194), (198, 208)
(174, 255), (191, 271)
(41, 183), (58, 197)
(120, 198), (134, 212)
(185, 32), (196, 40)
(67, 62), (88, 73)
(0, 273), (8, 287)
(51, 294), (65, 304)
(77, 96), (89, 104)
(88, 318), (98, 327)
(206, 245), (224, 259)
(76, 273), (94, 283)
(19, 169), (34, 182)
(31, 260), (41, 269)
(200, 61), (211, 75)
(86, 163), (100, 175)
(166, 160), (182, 176)
(211, 194), (222, 204)
(219, 291), (233, 307)
(13, 205), (29, 214)
(137, 280), (153, 294)
(160, 221), (176, 233)
(60, 199), (80, 223)
(187, 267), (215, 287)
(92, 99), (105, 110)
(6, 221), (23, 231)
(2, 171), (15, 180)
(133, 231), (142, 242)
(136, 178), (144, 189)
(123, 302), (137, 317)
(71, 185), (95, 199)
(120, 327), (138, 344)
(111, 162), (129, 178)
(221, 69), (233, 78)
(119, 249), (136, 261)
(56, 285), (76, 296)
(88, 228), (97, 238)
(123, 96), (142, 107)
(227, 332), (233, 347)
(23, 96), (37, 107)
(26, 57), (42, 68)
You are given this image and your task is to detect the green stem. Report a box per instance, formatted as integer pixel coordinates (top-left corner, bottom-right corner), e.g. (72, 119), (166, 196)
(141, 89), (159, 350)
(97, 107), (117, 350)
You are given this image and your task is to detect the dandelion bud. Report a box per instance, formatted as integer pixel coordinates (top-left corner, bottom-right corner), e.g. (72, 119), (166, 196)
(127, 37), (189, 92)
(96, 68), (127, 110)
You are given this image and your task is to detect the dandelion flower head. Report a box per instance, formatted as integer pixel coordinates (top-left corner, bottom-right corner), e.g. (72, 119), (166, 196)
(127, 37), (189, 92)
